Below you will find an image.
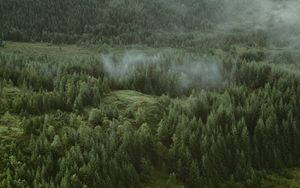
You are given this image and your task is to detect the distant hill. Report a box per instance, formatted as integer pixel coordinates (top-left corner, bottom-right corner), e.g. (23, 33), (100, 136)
(0, 0), (223, 44)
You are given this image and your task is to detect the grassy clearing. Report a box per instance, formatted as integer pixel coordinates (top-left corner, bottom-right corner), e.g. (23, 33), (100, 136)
(103, 90), (158, 109)
(0, 41), (186, 59)
(103, 90), (163, 126)
(0, 112), (23, 173)
(1, 41), (95, 58)
(2, 86), (22, 99)
(262, 169), (300, 188)
(0, 112), (22, 140)
(146, 170), (185, 188)
(0, 87), (23, 140)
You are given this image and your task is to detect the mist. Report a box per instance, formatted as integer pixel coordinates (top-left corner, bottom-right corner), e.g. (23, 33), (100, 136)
(220, 0), (300, 48)
(174, 60), (223, 89)
(102, 52), (160, 80)
(101, 52), (224, 90)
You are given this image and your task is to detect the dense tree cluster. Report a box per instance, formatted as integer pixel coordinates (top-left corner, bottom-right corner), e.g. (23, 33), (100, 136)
(1, 0), (299, 186)
(0, 48), (300, 187)
(0, 0), (224, 45)
(0, 53), (109, 115)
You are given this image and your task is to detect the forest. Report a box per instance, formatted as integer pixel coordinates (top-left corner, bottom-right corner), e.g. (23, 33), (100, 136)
(1, 0), (300, 187)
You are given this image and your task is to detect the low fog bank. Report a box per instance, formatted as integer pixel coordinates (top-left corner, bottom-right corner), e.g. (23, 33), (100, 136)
(102, 52), (160, 79)
(174, 60), (222, 89)
(219, 0), (300, 49)
(101, 52), (224, 91)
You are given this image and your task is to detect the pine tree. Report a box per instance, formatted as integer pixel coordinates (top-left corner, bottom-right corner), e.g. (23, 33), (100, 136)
(3, 168), (13, 188)
(51, 135), (63, 154)
(73, 94), (84, 111)
(88, 108), (103, 126)
(188, 161), (202, 188)
(66, 78), (76, 107)
(0, 34), (4, 47)
(140, 158), (152, 182)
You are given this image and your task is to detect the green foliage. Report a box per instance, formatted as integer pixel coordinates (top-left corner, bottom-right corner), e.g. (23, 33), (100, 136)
(88, 108), (103, 126)
(0, 0), (224, 45)
(0, 37), (4, 48)
(1, 1), (300, 187)
(1, 42), (300, 188)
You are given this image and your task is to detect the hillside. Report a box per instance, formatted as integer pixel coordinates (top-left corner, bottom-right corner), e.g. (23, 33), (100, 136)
(1, 0), (300, 187)
(0, 41), (300, 187)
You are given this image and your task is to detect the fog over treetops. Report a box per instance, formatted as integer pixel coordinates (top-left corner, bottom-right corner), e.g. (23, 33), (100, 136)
(219, 0), (300, 48)
(102, 52), (224, 90)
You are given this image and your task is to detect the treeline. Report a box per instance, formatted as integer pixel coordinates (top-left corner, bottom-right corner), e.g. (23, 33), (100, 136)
(0, 0), (224, 45)
(0, 53), (109, 115)
(0, 50), (300, 187)
(0, 51), (225, 101)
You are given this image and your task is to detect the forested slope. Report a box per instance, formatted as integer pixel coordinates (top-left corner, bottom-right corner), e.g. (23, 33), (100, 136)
(1, 0), (300, 187)
(0, 42), (300, 188)
(0, 0), (223, 44)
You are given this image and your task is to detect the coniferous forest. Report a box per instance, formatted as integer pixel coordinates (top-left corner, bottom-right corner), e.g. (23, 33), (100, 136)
(1, 0), (300, 187)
